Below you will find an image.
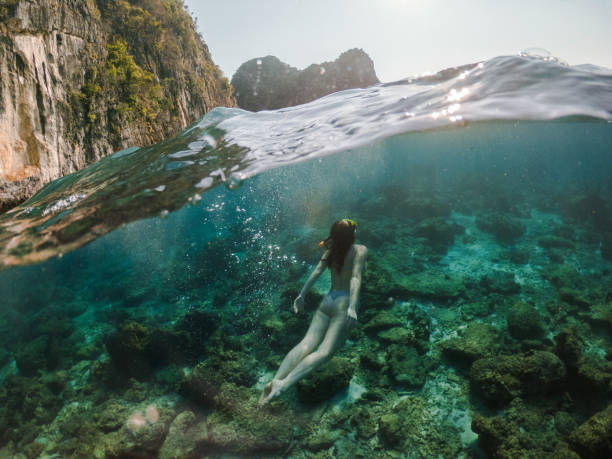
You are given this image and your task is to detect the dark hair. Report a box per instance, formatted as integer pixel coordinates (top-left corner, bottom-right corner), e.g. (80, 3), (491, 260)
(323, 220), (356, 272)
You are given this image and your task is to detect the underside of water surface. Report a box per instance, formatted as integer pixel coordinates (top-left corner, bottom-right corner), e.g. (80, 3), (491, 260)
(0, 118), (611, 458)
(1, 54), (612, 458)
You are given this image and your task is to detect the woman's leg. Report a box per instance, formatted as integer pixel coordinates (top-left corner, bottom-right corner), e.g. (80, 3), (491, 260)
(277, 313), (348, 390)
(262, 310), (349, 404)
(260, 307), (330, 404)
(273, 309), (330, 380)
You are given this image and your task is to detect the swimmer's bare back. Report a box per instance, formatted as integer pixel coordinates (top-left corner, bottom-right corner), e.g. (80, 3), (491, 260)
(293, 243), (367, 320)
(328, 244), (367, 320)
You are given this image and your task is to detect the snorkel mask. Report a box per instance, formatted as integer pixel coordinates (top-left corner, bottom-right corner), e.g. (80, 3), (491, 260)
(318, 218), (358, 247)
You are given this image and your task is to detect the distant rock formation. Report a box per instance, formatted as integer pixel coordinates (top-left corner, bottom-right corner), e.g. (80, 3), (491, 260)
(231, 48), (379, 111)
(0, 0), (235, 212)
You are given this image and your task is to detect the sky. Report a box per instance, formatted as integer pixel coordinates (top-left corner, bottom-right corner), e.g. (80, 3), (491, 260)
(185, 0), (612, 83)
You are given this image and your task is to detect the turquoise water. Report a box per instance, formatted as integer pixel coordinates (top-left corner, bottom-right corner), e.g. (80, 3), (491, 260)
(1, 55), (612, 457)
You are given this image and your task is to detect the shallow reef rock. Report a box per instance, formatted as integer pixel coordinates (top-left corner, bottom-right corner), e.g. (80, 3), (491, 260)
(0, 0), (234, 212)
(413, 216), (465, 253)
(363, 311), (403, 333)
(568, 403), (612, 458)
(386, 344), (429, 388)
(0, 375), (63, 448)
(377, 396), (462, 457)
(179, 348), (258, 407)
(506, 301), (545, 340)
(158, 411), (207, 459)
(554, 327), (612, 395)
(102, 407), (175, 459)
(472, 409), (580, 459)
(441, 322), (500, 365)
(205, 383), (295, 456)
(398, 270), (466, 301)
(480, 270), (521, 294)
(476, 212), (526, 243)
(470, 351), (566, 406)
(231, 48), (379, 111)
(296, 357), (355, 403)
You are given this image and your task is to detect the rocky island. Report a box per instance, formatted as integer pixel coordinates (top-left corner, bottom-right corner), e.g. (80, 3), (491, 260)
(231, 48), (379, 111)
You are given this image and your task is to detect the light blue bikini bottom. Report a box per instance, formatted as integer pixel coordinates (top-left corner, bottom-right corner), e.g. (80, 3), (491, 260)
(327, 290), (349, 300)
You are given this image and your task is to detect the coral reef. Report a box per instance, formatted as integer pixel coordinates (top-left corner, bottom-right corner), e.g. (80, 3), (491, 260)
(470, 351), (567, 406)
(506, 301), (545, 340)
(296, 357), (356, 403)
(569, 403), (612, 458)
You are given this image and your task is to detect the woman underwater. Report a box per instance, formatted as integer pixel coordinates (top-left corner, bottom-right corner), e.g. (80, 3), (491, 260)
(260, 219), (367, 404)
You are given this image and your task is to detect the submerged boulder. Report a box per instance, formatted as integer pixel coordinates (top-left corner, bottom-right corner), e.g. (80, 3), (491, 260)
(105, 321), (155, 379)
(506, 301), (544, 340)
(472, 410), (579, 459)
(413, 217), (464, 253)
(470, 351), (566, 406)
(296, 357), (355, 403)
(480, 270), (520, 294)
(205, 383), (295, 455)
(459, 300), (493, 319)
(0, 375), (63, 448)
(398, 270), (465, 301)
(441, 323), (500, 365)
(180, 348), (257, 407)
(476, 212), (526, 244)
(554, 327), (612, 394)
(378, 327), (419, 347)
(363, 311), (402, 333)
(99, 405), (176, 458)
(386, 345), (428, 388)
(15, 335), (51, 377)
(158, 411), (207, 459)
(538, 235), (575, 249)
(588, 303), (612, 334)
(568, 403), (612, 458)
(377, 396), (461, 456)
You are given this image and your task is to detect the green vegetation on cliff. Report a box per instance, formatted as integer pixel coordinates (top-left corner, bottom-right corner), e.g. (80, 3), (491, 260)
(81, 40), (164, 127)
(0, 0), (235, 211)
(78, 0), (234, 147)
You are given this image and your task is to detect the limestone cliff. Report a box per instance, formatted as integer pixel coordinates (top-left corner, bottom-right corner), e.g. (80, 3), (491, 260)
(0, 0), (235, 212)
(231, 48), (379, 112)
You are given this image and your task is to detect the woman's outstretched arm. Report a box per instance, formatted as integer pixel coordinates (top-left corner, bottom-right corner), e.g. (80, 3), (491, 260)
(348, 245), (367, 320)
(293, 251), (329, 313)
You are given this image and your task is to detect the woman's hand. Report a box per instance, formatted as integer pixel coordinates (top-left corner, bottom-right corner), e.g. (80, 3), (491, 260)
(293, 295), (304, 314)
(345, 308), (357, 331)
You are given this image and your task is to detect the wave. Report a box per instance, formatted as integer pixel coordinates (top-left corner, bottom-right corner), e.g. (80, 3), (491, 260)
(1, 52), (611, 268)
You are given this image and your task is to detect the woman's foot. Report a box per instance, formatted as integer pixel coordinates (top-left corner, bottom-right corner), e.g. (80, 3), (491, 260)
(259, 379), (284, 405)
(259, 381), (273, 404)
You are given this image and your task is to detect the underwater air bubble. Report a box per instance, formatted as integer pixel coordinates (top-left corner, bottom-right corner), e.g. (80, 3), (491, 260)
(195, 177), (214, 189)
(188, 193), (202, 206)
(202, 134), (217, 149)
(225, 172), (245, 190)
(160, 209), (169, 219)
